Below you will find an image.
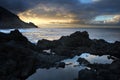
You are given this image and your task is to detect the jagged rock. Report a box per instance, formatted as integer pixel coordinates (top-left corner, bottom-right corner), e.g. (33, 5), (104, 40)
(77, 57), (90, 65)
(10, 29), (28, 42)
(77, 60), (120, 80)
(0, 29), (28, 43)
(59, 31), (92, 47)
(0, 30), (66, 80)
(37, 31), (93, 57)
(0, 29), (40, 52)
(37, 31), (120, 59)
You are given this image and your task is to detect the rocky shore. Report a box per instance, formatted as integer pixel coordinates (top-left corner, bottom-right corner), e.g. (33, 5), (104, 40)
(37, 31), (120, 59)
(0, 29), (120, 80)
(76, 59), (120, 80)
(0, 30), (65, 80)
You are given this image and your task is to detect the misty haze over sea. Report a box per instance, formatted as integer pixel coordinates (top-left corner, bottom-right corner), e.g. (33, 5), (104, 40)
(0, 28), (120, 43)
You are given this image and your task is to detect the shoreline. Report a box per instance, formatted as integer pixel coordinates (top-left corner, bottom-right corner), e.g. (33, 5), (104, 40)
(0, 29), (120, 80)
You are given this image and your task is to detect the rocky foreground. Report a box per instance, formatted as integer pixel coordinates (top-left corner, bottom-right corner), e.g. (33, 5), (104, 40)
(0, 30), (120, 80)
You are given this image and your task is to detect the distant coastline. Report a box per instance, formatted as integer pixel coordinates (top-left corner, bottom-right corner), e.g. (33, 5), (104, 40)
(0, 6), (38, 29)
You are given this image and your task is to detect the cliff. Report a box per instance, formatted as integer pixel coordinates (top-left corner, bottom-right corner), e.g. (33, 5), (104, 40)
(0, 6), (38, 29)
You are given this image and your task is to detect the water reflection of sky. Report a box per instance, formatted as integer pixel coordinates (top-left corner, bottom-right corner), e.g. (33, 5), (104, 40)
(27, 66), (85, 80)
(80, 53), (113, 64)
(27, 53), (113, 80)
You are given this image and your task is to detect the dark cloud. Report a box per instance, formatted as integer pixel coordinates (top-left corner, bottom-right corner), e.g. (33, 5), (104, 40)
(0, 0), (29, 13)
(0, 0), (79, 13)
(0, 0), (120, 14)
(0, 0), (120, 24)
(93, 0), (120, 14)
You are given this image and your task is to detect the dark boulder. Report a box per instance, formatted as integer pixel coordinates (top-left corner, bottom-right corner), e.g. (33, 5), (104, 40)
(87, 63), (110, 71)
(0, 43), (38, 80)
(109, 60), (120, 74)
(59, 31), (92, 47)
(10, 29), (28, 42)
(37, 39), (61, 50)
(51, 46), (74, 57)
(0, 29), (40, 52)
(37, 31), (92, 49)
(81, 60), (120, 80)
(77, 57), (90, 66)
(108, 41), (120, 59)
(56, 62), (65, 68)
(37, 39), (52, 50)
(78, 69), (97, 80)
(0, 29), (28, 43)
(87, 39), (110, 55)
(48, 31), (92, 56)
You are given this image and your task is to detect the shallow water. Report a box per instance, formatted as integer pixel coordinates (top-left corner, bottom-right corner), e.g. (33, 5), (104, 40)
(26, 66), (84, 80)
(27, 53), (113, 80)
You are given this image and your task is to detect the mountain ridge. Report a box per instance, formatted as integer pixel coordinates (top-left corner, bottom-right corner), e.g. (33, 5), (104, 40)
(0, 6), (38, 29)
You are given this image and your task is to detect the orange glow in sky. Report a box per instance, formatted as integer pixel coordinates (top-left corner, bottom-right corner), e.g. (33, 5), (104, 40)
(18, 12), (74, 27)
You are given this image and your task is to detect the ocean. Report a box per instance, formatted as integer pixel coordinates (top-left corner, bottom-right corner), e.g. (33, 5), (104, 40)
(0, 28), (120, 80)
(0, 28), (120, 43)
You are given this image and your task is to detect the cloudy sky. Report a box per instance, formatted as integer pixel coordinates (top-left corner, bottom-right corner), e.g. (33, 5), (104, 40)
(0, 0), (120, 28)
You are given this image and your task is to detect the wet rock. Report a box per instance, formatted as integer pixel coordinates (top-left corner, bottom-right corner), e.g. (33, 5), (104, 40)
(87, 63), (110, 71)
(36, 53), (66, 68)
(77, 57), (90, 66)
(109, 60), (120, 74)
(56, 62), (65, 68)
(78, 68), (97, 80)
(77, 60), (120, 80)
